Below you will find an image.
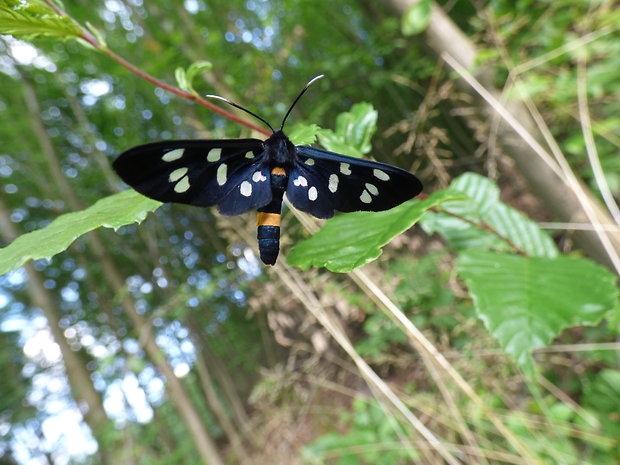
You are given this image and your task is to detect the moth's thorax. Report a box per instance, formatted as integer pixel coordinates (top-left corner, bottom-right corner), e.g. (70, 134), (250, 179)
(263, 130), (296, 167)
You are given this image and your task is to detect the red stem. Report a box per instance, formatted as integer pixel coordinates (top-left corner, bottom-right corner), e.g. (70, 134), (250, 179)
(100, 47), (271, 136)
(44, 0), (271, 136)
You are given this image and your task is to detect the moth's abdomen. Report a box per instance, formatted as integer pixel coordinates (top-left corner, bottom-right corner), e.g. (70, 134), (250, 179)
(257, 222), (281, 265)
(256, 166), (287, 265)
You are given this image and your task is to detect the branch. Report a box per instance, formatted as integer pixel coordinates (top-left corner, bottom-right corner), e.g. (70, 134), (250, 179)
(42, 0), (271, 136)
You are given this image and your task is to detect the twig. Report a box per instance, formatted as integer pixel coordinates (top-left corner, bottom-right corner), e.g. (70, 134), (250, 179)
(539, 222), (620, 232)
(576, 58), (620, 224)
(42, 0), (271, 136)
(512, 26), (613, 75)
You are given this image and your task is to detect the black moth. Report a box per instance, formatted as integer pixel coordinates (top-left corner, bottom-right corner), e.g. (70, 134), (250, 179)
(113, 75), (423, 265)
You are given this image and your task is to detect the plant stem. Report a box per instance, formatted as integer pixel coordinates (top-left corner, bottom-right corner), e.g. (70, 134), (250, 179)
(42, 0), (271, 136)
(98, 47), (271, 135)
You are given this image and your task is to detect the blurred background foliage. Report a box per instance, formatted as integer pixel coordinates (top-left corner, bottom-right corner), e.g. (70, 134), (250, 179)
(0, 0), (618, 464)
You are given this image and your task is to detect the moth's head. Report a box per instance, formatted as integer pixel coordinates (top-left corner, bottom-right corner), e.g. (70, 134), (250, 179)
(264, 130), (295, 164)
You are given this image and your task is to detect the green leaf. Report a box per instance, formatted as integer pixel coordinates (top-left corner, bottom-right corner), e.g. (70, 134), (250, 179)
(287, 190), (462, 272)
(606, 299), (620, 334)
(583, 369), (620, 414)
(0, 190), (161, 277)
(287, 123), (321, 146)
(186, 61), (212, 93)
(421, 172), (559, 258)
(176, 61), (212, 95)
(456, 250), (618, 375)
(402, 0), (432, 36)
(0, 1), (82, 40)
(303, 431), (376, 464)
(582, 369), (620, 443)
(174, 67), (189, 93)
(304, 398), (419, 464)
(37, 0), (65, 9)
(317, 102), (377, 157)
(186, 60), (212, 82)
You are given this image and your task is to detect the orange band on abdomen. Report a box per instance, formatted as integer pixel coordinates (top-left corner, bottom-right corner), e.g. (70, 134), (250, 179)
(271, 166), (286, 176)
(257, 212), (281, 227)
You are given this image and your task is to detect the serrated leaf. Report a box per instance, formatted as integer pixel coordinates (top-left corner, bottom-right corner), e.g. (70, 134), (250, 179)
(457, 250), (618, 375)
(287, 123), (320, 146)
(317, 102), (377, 157)
(8, 0), (54, 15)
(288, 190), (462, 272)
(421, 172), (558, 258)
(0, 190), (161, 276)
(402, 0), (432, 36)
(0, 1), (82, 39)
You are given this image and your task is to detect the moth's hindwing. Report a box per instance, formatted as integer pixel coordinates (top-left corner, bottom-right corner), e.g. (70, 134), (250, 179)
(112, 139), (272, 214)
(286, 146), (423, 219)
(216, 162), (272, 215)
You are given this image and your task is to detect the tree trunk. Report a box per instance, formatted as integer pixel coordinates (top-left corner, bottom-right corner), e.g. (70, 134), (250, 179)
(192, 345), (250, 461)
(0, 199), (118, 465)
(380, 0), (620, 273)
(19, 76), (227, 465)
(200, 335), (252, 432)
(189, 317), (252, 430)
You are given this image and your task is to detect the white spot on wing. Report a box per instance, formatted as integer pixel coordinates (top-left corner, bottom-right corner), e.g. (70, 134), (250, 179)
(252, 171), (267, 182)
(373, 169), (390, 181)
(304, 158), (315, 166)
(174, 176), (190, 193)
(245, 151), (255, 159)
(217, 164), (228, 186)
(293, 175), (308, 187)
(340, 163), (351, 175)
(162, 148), (184, 162)
(365, 183), (379, 196)
(169, 167), (188, 182)
(240, 181), (252, 197)
(328, 174), (339, 193)
(360, 190), (372, 204)
(308, 186), (318, 201)
(207, 148), (222, 162)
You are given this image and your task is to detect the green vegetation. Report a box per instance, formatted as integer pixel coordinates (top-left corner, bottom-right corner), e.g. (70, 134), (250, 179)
(0, 1), (618, 464)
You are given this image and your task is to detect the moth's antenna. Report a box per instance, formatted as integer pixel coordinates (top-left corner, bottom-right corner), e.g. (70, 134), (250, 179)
(280, 74), (325, 131)
(205, 94), (275, 132)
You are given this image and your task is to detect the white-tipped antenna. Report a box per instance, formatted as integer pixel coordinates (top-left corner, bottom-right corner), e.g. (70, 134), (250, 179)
(280, 74), (325, 130)
(205, 94), (275, 132)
